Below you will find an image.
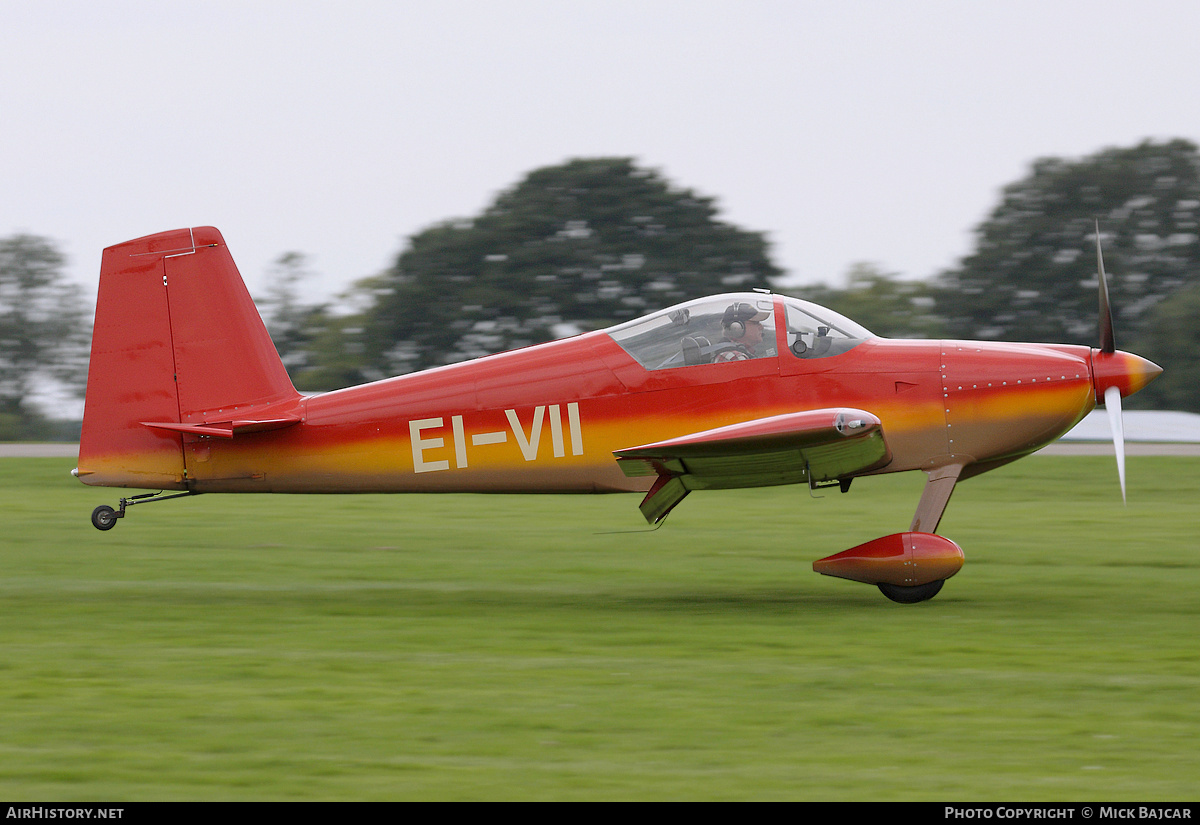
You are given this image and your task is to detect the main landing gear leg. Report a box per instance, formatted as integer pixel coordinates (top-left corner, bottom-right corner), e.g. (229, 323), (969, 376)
(909, 462), (964, 534)
(90, 491), (200, 531)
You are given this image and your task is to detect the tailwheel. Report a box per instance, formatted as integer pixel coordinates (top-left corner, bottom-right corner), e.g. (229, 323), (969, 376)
(91, 505), (119, 531)
(87, 490), (199, 530)
(877, 579), (944, 604)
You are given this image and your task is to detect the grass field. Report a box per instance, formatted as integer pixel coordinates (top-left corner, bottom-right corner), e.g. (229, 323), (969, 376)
(1, 455), (1198, 800)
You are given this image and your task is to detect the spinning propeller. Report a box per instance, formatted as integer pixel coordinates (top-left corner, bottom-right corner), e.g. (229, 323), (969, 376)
(1094, 222), (1126, 503)
(1090, 222), (1163, 503)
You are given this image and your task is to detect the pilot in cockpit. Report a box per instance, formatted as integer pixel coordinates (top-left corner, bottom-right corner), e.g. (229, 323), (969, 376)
(712, 301), (770, 363)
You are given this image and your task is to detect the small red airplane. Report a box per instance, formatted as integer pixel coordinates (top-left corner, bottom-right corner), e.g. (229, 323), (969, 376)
(74, 226), (1161, 603)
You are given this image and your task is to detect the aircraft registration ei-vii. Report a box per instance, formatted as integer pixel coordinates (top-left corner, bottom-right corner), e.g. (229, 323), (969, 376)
(74, 226), (1162, 603)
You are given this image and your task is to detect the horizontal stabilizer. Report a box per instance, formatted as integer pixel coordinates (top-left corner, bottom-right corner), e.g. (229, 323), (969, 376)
(141, 416), (302, 440)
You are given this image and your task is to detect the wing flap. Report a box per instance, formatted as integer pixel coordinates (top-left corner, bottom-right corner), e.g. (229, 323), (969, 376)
(639, 474), (690, 525)
(614, 409), (891, 523)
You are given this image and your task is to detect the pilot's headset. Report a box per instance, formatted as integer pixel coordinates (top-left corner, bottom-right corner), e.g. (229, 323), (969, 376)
(722, 302), (765, 339)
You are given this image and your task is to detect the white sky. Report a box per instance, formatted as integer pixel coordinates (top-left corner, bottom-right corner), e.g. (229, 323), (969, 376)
(4, 0), (1200, 307)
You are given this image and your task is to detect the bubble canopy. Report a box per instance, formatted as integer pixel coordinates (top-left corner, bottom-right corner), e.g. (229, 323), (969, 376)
(605, 293), (874, 370)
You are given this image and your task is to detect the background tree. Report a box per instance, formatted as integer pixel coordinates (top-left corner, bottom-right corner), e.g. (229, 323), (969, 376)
(1126, 281), (1200, 411)
(791, 263), (946, 339)
(308, 157), (782, 384)
(258, 251), (314, 364)
(935, 139), (1200, 347)
(255, 251), (336, 391)
(0, 234), (89, 438)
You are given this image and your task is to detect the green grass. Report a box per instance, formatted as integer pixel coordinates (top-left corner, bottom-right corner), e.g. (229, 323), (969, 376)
(1, 455), (1198, 800)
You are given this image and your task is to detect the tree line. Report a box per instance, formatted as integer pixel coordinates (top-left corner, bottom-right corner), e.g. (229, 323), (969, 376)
(4, 141), (1200, 440)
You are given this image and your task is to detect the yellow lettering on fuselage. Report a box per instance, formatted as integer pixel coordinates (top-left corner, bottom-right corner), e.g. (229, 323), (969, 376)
(409, 403), (583, 474)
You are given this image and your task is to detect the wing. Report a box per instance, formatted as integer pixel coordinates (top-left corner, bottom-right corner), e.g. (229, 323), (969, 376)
(613, 408), (891, 524)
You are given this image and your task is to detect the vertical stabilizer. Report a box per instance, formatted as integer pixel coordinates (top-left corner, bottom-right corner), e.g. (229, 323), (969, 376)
(76, 227), (299, 489)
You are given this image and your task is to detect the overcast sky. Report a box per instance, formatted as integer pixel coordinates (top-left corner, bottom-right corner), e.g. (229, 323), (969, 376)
(5, 0), (1200, 306)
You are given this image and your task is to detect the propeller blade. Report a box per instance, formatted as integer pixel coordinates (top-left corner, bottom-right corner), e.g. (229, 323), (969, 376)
(1096, 221), (1116, 354)
(1104, 384), (1126, 504)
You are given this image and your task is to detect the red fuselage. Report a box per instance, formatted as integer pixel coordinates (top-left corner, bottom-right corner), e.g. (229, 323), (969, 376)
(88, 316), (1150, 497)
(73, 229), (1160, 508)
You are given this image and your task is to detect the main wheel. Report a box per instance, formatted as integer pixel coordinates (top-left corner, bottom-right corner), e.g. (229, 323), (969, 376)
(877, 579), (944, 604)
(91, 505), (118, 531)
